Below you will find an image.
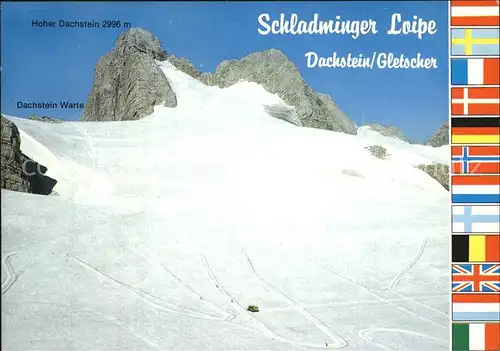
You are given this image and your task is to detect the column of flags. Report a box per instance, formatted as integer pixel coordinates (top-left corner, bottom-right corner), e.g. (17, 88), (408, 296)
(450, 2), (499, 350)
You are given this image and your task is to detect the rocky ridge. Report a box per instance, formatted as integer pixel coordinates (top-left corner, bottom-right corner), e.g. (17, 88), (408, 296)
(364, 123), (410, 143)
(83, 28), (357, 134)
(426, 122), (449, 147)
(195, 49), (357, 134)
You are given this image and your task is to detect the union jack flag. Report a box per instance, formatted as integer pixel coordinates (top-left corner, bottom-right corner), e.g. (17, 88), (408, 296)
(452, 264), (500, 293)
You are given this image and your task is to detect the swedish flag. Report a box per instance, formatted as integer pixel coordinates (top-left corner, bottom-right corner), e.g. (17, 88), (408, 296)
(451, 28), (500, 56)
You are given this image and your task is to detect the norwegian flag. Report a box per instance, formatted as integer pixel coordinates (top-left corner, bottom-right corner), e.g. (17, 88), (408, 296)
(452, 146), (500, 175)
(452, 264), (500, 293)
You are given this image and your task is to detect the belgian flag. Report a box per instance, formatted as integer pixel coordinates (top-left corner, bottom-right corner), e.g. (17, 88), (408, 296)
(452, 235), (500, 262)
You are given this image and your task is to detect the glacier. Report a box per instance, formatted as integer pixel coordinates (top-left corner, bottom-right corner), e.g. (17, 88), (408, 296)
(1, 61), (450, 350)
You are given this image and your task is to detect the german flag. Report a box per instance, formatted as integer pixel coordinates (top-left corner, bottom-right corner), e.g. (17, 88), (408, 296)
(452, 235), (500, 262)
(451, 117), (500, 144)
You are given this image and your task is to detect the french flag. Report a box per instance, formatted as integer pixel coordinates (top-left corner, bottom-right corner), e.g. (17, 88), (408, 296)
(452, 175), (500, 204)
(451, 58), (500, 85)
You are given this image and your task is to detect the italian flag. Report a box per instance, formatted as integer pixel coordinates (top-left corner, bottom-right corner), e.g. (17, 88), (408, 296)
(453, 323), (500, 350)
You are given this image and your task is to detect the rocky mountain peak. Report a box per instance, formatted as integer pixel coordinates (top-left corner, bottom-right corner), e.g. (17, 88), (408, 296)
(114, 28), (168, 61)
(81, 27), (176, 122)
(203, 48), (357, 134)
(426, 122), (449, 147)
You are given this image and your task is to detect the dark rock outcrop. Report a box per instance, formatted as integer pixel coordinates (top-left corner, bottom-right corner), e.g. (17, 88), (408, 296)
(365, 145), (389, 160)
(1, 116), (31, 192)
(416, 163), (449, 190)
(82, 28), (177, 121)
(365, 123), (410, 143)
(1, 116), (58, 195)
(262, 104), (302, 126)
(198, 49), (357, 134)
(427, 123), (449, 147)
(20, 153), (58, 195)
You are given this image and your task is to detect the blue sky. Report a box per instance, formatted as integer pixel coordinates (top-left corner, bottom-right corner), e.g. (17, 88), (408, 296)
(1, 1), (448, 142)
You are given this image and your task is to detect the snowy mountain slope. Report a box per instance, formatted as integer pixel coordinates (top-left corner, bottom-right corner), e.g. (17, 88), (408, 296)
(1, 61), (450, 350)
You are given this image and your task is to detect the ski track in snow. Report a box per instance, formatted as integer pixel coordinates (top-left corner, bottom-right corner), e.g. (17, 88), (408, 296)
(308, 258), (447, 329)
(389, 240), (428, 291)
(128, 245), (237, 321)
(357, 328), (448, 351)
(1, 252), (19, 294)
(388, 239), (448, 317)
(202, 255), (348, 349)
(69, 255), (229, 321)
(262, 293), (446, 311)
(243, 250), (349, 348)
(351, 239), (448, 349)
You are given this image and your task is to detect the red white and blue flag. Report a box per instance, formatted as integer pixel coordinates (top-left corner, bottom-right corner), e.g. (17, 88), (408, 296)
(452, 146), (500, 175)
(452, 264), (500, 293)
(451, 58), (500, 85)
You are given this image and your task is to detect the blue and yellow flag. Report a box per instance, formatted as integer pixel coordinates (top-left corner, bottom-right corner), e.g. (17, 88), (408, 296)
(451, 28), (500, 56)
